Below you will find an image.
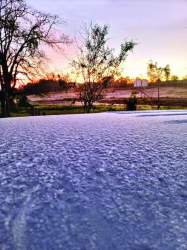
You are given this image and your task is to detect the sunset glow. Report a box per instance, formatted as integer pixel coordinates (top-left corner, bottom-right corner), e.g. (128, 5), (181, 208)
(27, 0), (187, 79)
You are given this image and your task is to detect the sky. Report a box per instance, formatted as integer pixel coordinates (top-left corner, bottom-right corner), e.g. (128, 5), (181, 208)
(27, 0), (187, 78)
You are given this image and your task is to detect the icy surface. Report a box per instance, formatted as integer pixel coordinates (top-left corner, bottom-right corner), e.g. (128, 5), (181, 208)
(0, 110), (187, 250)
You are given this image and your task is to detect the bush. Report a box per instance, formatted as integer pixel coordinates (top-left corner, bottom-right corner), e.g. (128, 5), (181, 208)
(18, 95), (31, 107)
(127, 96), (137, 111)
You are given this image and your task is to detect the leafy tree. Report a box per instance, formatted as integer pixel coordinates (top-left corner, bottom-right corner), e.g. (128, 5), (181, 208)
(72, 24), (136, 113)
(171, 75), (179, 81)
(147, 61), (163, 83)
(164, 64), (171, 81)
(147, 61), (165, 109)
(147, 61), (171, 82)
(0, 0), (68, 117)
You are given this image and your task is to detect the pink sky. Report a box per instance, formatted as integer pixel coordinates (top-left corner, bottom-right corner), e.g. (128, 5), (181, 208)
(28, 0), (187, 78)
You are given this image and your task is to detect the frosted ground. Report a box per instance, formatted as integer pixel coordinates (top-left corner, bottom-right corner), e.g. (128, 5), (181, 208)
(0, 110), (187, 250)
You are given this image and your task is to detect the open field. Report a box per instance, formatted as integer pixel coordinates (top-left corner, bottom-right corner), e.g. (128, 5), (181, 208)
(28, 85), (187, 105)
(0, 110), (187, 249)
(1, 85), (186, 117)
(12, 85), (185, 117)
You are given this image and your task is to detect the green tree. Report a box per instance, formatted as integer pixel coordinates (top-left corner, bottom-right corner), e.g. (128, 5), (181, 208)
(147, 61), (167, 109)
(171, 75), (179, 81)
(147, 61), (164, 83)
(72, 24), (136, 113)
(147, 62), (172, 82)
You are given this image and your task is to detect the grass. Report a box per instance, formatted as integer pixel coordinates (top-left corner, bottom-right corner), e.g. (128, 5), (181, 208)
(6, 104), (125, 117)
(35, 104), (125, 115)
(1, 104), (187, 118)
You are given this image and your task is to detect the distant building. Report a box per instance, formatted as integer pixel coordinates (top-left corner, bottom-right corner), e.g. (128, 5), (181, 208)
(134, 79), (148, 88)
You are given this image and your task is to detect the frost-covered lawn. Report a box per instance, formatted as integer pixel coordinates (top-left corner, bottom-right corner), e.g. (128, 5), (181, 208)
(0, 110), (187, 250)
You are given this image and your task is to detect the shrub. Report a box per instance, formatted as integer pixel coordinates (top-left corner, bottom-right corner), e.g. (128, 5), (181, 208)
(127, 95), (137, 111)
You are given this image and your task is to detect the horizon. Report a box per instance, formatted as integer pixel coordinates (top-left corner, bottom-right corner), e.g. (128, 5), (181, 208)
(27, 0), (187, 79)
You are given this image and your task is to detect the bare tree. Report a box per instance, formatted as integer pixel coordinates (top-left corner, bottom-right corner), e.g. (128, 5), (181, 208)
(72, 24), (136, 113)
(0, 0), (68, 117)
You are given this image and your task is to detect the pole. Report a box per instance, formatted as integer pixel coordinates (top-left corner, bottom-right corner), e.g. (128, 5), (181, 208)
(157, 79), (160, 110)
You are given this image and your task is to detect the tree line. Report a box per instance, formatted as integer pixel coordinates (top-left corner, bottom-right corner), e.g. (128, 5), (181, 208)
(22, 74), (75, 95)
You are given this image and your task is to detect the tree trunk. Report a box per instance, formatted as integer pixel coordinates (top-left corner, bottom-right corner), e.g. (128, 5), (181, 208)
(84, 103), (89, 113)
(5, 92), (10, 117)
(0, 89), (10, 118)
(84, 101), (93, 113)
(0, 88), (6, 117)
(0, 93), (6, 117)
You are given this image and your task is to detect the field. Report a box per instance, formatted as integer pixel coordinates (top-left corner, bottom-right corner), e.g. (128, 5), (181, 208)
(21, 84), (187, 116)
(28, 85), (187, 104)
(4, 83), (187, 117)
